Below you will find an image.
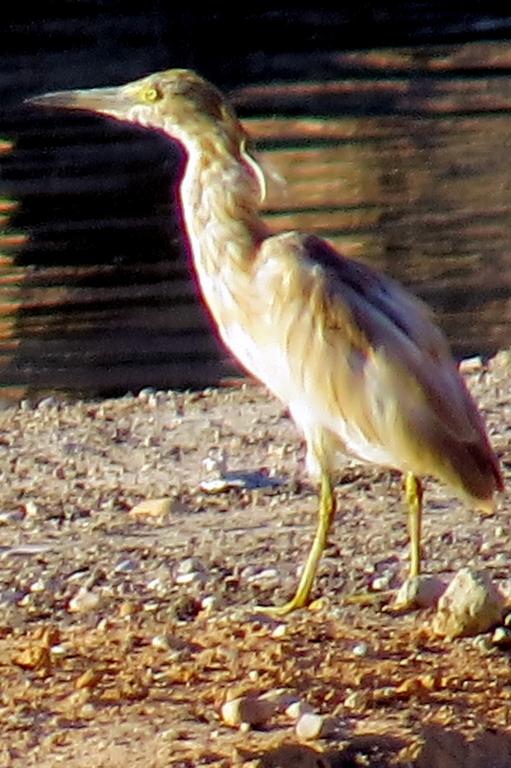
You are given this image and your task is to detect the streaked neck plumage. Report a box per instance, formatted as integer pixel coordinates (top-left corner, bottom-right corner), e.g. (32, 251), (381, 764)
(171, 120), (268, 284)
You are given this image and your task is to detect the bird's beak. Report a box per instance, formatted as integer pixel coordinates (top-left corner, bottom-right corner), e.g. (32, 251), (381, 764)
(25, 85), (128, 118)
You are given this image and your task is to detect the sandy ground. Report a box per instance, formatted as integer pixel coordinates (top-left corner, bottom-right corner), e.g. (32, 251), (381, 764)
(0, 351), (509, 767)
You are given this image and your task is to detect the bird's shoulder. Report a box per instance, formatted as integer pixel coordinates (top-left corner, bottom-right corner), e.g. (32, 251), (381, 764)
(257, 231), (448, 360)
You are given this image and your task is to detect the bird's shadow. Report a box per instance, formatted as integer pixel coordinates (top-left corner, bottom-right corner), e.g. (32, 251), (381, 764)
(251, 725), (511, 767)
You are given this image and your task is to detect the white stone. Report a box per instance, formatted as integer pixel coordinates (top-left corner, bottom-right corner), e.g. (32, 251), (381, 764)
(221, 696), (275, 728)
(431, 568), (504, 638)
(394, 575), (447, 610)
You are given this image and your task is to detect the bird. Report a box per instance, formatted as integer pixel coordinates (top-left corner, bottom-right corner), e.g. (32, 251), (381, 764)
(27, 69), (504, 615)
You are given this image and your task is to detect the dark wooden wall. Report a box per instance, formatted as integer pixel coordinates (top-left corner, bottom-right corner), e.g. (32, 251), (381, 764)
(1, 6), (511, 398)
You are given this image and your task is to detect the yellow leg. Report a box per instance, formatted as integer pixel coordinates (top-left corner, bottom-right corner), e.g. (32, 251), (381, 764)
(405, 472), (423, 579)
(257, 470), (336, 616)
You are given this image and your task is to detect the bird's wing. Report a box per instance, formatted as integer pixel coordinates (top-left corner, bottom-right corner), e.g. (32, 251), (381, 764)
(254, 232), (502, 502)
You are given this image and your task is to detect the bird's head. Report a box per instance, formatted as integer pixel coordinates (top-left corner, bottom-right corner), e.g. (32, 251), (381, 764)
(26, 69), (244, 149)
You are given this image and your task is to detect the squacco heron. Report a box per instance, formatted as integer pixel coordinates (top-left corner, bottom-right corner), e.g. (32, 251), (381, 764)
(28, 70), (504, 614)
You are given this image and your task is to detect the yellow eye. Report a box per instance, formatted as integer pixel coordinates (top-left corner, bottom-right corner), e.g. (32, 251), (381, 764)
(141, 86), (162, 103)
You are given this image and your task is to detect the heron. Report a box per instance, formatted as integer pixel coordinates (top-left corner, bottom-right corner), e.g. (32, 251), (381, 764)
(27, 70), (504, 615)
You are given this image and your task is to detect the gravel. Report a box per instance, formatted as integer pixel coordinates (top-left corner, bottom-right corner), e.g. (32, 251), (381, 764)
(0, 351), (509, 766)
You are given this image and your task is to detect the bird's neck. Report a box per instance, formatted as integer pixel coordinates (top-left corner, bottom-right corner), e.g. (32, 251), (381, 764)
(179, 134), (267, 279)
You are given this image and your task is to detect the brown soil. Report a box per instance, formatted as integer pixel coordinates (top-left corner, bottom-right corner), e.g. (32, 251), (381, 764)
(0, 352), (509, 767)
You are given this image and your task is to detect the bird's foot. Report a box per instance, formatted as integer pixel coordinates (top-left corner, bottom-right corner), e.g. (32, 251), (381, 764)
(343, 574), (446, 611)
(254, 591), (318, 617)
(342, 590), (393, 607)
(253, 598), (307, 617)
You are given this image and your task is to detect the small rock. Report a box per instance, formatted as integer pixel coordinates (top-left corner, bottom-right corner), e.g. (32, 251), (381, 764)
(202, 448), (228, 478)
(285, 699), (314, 720)
(138, 387), (156, 402)
(245, 567), (280, 583)
(221, 696), (275, 728)
(79, 703), (96, 720)
(394, 575), (447, 610)
(492, 626), (511, 649)
(75, 668), (103, 690)
(295, 712), (324, 740)
(371, 574), (391, 592)
(151, 634), (172, 651)
(295, 712), (339, 740)
(129, 498), (172, 518)
(201, 595), (218, 613)
(344, 690), (369, 711)
(459, 355), (483, 373)
(431, 568), (504, 638)
(12, 644), (51, 674)
(0, 510), (25, 524)
(23, 500), (38, 517)
(272, 623), (287, 639)
(352, 641), (369, 657)
(37, 395), (59, 409)
(175, 571), (205, 585)
(68, 588), (101, 614)
(472, 634), (495, 653)
(118, 600), (142, 618)
(176, 557), (208, 576)
(30, 578), (45, 593)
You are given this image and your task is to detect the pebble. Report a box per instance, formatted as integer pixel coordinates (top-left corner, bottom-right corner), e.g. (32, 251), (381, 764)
(352, 641), (369, 657)
(394, 575), (447, 610)
(221, 696), (275, 728)
(459, 355), (483, 373)
(176, 557), (208, 576)
(137, 387), (156, 402)
(371, 574), (391, 592)
(344, 690), (369, 710)
(285, 700), (314, 720)
(175, 558), (208, 585)
(492, 626), (511, 649)
(472, 634), (495, 653)
(175, 571), (205, 585)
(0, 510), (25, 524)
(201, 595), (219, 613)
(272, 623), (287, 639)
(151, 634), (172, 651)
(79, 703), (96, 720)
(129, 498), (172, 518)
(30, 578), (45, 593)
(37, 396), (59, 409)
(295, 712), (339, 740)
(245, 567), (280, 583)
(431, 568), (504, 638)
(23, 500), (38, 517)
(68, 588), (101, 614)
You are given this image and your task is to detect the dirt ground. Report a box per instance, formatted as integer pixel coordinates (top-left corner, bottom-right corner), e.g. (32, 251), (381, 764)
(0, 351), (509, 768)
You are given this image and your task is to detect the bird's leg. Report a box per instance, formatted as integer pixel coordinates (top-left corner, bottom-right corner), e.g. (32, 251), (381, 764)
(256, 470), (336, 616)
(405, 471), (423, 578)
(343, 472), (425, 608)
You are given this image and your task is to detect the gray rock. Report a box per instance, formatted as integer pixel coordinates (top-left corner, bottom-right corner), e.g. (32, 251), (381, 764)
(394, 575), (447, 610)
(431, 568), (504, 638)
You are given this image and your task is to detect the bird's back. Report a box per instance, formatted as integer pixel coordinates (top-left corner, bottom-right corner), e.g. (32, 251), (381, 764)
(232, 231), (503, 508)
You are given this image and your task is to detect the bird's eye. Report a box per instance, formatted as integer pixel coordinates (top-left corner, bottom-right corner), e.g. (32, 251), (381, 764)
(141, 86), (162, 103)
